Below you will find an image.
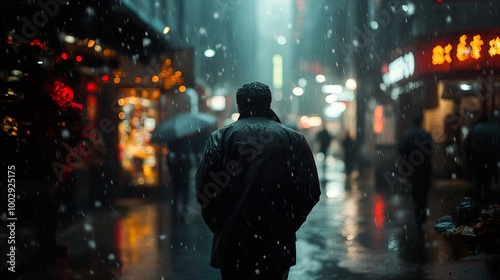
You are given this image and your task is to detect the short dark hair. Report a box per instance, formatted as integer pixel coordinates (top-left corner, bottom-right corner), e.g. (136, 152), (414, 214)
(236, 82), (272, 110)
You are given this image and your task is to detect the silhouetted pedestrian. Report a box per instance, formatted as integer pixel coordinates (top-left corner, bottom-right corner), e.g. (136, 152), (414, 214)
(398, 116), (435, 224)
(196, 82), (321, 280)
(342, 131), (356, 176)
(464, 116), (500, 208)
(167, 138), (192, 215)
(316, 123), (332, 156)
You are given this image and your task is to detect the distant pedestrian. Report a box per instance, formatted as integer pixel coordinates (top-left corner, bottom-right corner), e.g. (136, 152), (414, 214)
(342, 131), (356, 176)
(398, 116), (435, 224)
(195, 82), (321, 280)
(464, 116), (500, 208)
(167, 138), (192, 215)
(316, 123), (332, 156)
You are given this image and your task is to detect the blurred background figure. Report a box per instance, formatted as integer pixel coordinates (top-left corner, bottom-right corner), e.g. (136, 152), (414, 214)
(342, 130), (356, 178)
(316, 123), (333, 157)
(166, 138), (192, 216)
(398, 116), (434, 225)
(315, 123), (333, 181)
(152, 112), (217, 216)
(464, 114), (500, 209)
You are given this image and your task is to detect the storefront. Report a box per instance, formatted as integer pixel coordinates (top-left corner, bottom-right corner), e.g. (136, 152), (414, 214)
(381, 29), (500, 178)
(117, 88), (162, 187)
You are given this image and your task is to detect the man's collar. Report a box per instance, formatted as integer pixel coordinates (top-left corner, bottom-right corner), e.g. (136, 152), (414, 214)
(238, 106), (281, 123)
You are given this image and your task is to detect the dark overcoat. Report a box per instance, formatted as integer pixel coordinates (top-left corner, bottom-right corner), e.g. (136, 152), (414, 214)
(195, 106), (321, 272)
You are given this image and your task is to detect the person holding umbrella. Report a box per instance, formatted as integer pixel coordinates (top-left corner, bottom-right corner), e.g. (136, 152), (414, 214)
(195, 82), (321, 279)
(152, 112), (217, 216)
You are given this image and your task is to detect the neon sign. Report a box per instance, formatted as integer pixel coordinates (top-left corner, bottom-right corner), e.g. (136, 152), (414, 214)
(432, 34), (494, 65)
(383, 31), (500, 86)
(382, 52), (415, 86)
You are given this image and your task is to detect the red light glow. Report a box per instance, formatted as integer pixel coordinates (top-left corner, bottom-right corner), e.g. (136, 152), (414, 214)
(373, 105), (384, 133)
(86, 82), (97, 93)
(373, 194), (385, 229)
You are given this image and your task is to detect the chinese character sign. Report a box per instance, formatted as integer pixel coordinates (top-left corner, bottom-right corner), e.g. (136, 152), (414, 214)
(431, 34), (497, 65)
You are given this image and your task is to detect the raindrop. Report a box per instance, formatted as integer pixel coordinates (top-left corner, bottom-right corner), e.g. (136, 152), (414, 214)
(159, 234), (167, 240)
(88, 240), (96, 249)
(108, 254), (116, 260)
(83, 223), (93, 232)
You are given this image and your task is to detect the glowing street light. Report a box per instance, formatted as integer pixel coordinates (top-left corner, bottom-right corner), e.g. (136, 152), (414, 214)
(316, 74), (326, 83)
(204, 48), (216, 57)
(292, 87), (304, 96)
(345, 78), (357, 91)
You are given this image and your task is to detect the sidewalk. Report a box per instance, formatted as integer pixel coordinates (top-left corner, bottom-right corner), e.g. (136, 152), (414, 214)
(6, 161), (500, 279)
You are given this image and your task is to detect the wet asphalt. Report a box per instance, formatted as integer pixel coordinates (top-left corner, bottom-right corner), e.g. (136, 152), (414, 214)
(21, 155), (500, 279)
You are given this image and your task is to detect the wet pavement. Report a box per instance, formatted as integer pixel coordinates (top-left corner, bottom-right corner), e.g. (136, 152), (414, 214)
(15, 155), (500, 279)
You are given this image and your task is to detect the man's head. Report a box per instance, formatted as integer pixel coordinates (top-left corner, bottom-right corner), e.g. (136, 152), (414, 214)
(236, 82), (272, 112)
(412, 115), (423, 127)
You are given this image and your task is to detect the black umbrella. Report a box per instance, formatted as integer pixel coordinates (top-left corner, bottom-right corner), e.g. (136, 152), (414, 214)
(151, 112), (217, 143)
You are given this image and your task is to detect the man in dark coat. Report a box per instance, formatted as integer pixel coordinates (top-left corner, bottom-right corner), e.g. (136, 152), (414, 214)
(398, 116), (435, 225)
(195, 82), (321, 279)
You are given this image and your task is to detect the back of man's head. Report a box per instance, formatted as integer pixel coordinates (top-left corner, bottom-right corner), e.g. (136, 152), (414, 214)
(236, 82), (272, 110)
(412, 115), (422, 127)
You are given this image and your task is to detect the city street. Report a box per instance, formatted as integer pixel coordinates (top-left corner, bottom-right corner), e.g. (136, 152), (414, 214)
(30, 155), (499, 280)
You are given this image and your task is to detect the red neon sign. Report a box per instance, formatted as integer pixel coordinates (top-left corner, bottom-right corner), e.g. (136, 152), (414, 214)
(383, 30), (500, 85)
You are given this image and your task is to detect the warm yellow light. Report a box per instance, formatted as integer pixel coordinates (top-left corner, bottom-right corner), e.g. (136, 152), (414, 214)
(163, 26), (171, 34)
(308, 116), (323, 127)
(151, 76), (159, 83)
(432, 44), (452, 65)
(118, 98), (126, 106)
(489, 37), (500, 57)
(114, 77), (120, 84)
(87, 39), (95, 48)
(179, 85), (187, 92)
(135, 77), (142, 84)
(103, 49), (111, 56)
(456, 35), (470, 61)
(470, 35), (483, 60)
(118, 112), (125, 119)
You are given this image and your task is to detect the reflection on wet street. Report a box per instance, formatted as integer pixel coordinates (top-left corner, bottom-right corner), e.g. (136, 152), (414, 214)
(54, 154), (499, 280)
